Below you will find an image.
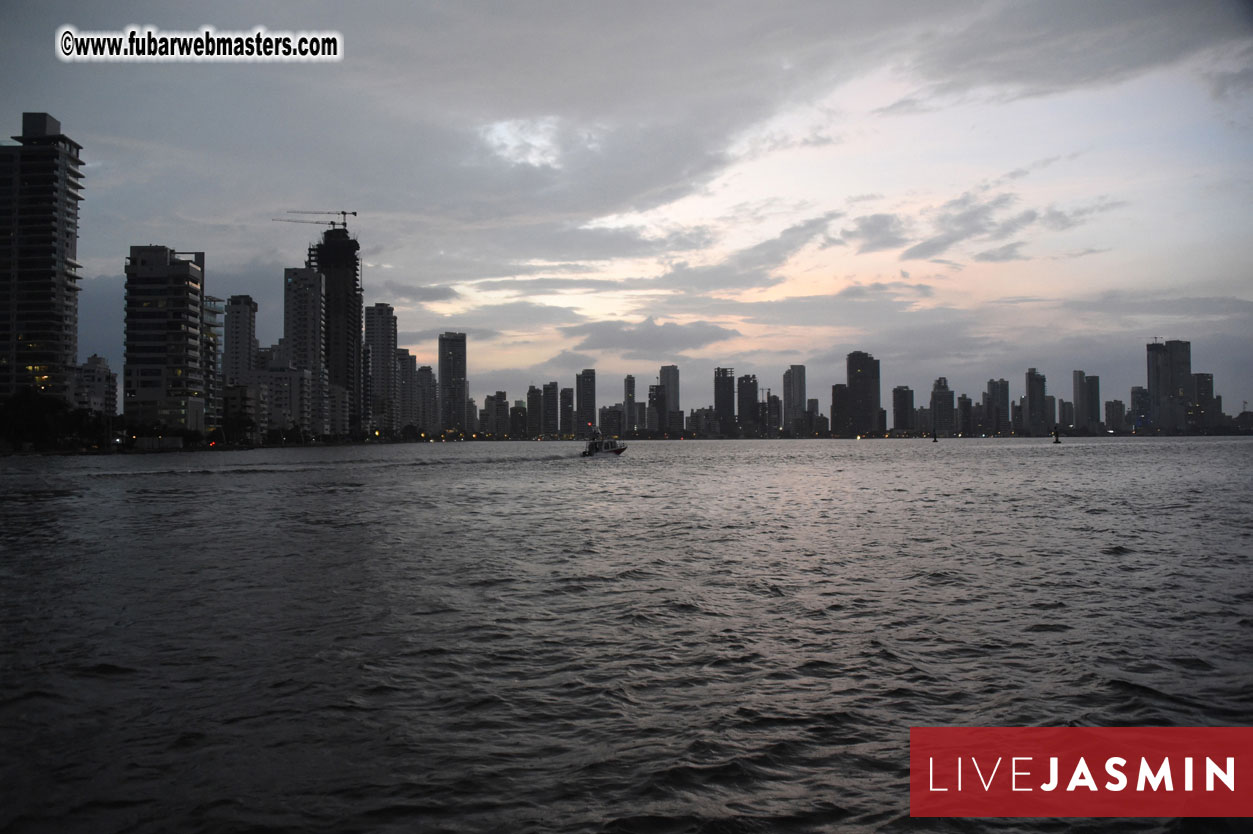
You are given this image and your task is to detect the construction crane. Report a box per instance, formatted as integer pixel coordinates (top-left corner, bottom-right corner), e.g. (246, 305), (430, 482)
(286, 210), (357, 229)
(271, 217), (338, 227)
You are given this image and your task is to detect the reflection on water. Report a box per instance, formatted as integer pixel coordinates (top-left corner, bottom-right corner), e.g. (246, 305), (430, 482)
(2, 438), (1250, 832)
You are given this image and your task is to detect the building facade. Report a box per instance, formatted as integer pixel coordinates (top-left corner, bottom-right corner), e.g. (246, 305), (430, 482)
(1, 113), (84, 402)
(438, 331), (467, 432)
(123, 246), (209, 432)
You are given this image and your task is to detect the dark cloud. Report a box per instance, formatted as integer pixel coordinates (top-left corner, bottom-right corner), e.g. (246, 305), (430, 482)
(561, 316), (741, 357)
(468, 277), (634, 295)
(905, 0), (1253, 100)
(973, 241), (1028, 262)
(1039, 198), (1127, 231)
(1049, 247), (1111, 261)
(901, 192), (1016, 260)
(659, 211), (842, 292)
(841, 214), (911, 254)
(379, 281), (461, 304)
(398, 300), (587, 346)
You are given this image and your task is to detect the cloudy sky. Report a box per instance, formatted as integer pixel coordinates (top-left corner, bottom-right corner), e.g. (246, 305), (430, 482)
(5, 1), (1252, 417)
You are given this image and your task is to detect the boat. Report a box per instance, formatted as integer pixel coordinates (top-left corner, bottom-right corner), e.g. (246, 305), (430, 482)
(581, 428), (627, 457)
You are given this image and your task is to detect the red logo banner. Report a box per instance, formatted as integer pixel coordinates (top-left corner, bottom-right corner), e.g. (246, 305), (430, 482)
(910, 727), (1252, 817)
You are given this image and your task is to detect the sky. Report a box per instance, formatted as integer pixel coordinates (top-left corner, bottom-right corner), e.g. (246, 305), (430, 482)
(4, 0), (1252, 419)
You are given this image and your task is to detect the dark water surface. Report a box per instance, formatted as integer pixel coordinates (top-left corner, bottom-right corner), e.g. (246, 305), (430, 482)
(2, 437), (1250, 832)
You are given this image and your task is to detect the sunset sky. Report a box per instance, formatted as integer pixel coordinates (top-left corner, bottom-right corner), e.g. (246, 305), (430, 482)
(4, 1), (1252, 414)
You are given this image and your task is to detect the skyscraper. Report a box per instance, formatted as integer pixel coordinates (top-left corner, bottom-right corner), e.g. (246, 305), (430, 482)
(714, 367), (735, 435)
(308, 226), (362, 433)
(123, 246), (208, 432)
(1147, 339), (1190, 432)
(623, 374), (636, 432)
(576, 369), (596, 438)
(1084, 375), (1100, 432)
(395, 349), (417, 432)
(737, 374), (758, 436)
(1025, 367), (1048, 436)
(892, 385), (914, 433)
(224, 295), (258, 386)
(364, 303), (398, 434)
(438, 331), (467, 432)
(560, 387), (573, 436)
(542, 381), (559, 437)
(659, 364), (679, 414)
(1, 114), (84, 402)
(782, 364), (806, 435)
(930, 377), (955, 437)
(847, 351), (880, 437)
(526, 384), (542, 438)
(1072, 370), (1088, 431)
(985, 378), (1010, 436)
(283, 267), (331, 435)
(415, 365), (437, 433)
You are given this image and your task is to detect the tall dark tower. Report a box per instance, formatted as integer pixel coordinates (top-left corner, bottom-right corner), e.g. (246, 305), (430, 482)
(714, 367), (735, 435)
(1, 114), (84, 402)
(308, 226), (362, 433)
(737, 374), (758, 436)
(576, 368), (596, 438)
(846, 351), (880, 437)
(438, 331), (468, 432)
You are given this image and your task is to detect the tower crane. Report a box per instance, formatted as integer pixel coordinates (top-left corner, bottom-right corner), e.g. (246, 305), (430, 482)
(271, 217), (338, 227)
(285, 210), (357, 229)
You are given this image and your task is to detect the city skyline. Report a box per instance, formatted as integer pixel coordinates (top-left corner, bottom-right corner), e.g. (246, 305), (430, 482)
(3, 2), (1251, 413)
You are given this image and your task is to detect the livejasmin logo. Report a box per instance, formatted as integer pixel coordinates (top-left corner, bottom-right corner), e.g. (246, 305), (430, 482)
(909, 727), (1253, 818)
(927, 752), (1234, 793)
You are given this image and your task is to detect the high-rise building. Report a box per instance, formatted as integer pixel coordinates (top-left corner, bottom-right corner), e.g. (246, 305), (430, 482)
(72, 354), (116, 417)
(438, 331), (467, 432)
(1071, 370), (1101, 432)
(395, 349), (417, 432)
(1106, 400), (1126, 432)
(224, 295), (258, 386)
(1072, 370), (1087, 431)
(847, 351), (880, 437)
(1, 114), (84, 402)
(364, 303), (398, 434)
(1147, 339), (1190, 432)
(283, 268), (331, 435)
(714, 367), (735, 435)
(510, 401), (528, 438)
(623, 374), (636, 432)
(647, 383), (665, 432)
(576, 369), (596, 438)
(930, 377), (955, 437)
(1024, 367), (1048, 436)
(830, 383), (851, 436)
(560, 387), (573, 436)
(782, 364), (806, 435)
(957, 393), (973, 436)
(308, 226), (362, 433)
(984, 378), (1009, 436)
(415, 365), (437, 433)
(765, 390), (782, 437)
(526, 384), (542, 438)
(1130, 385), (1150, 430)
(202, 296), (223, 432)
(542, 381), (559, 437)
(482, 390), (508, 437)
(892, 385), (914, 433)
(737, 374), (758, 435)
(1084, 375), (1100, 432)
(659, 365), (679, 414)
(123, 246), (208, 432)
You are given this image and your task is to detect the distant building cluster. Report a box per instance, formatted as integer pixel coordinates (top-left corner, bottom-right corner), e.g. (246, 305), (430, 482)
(1, 113), (1245, 448)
